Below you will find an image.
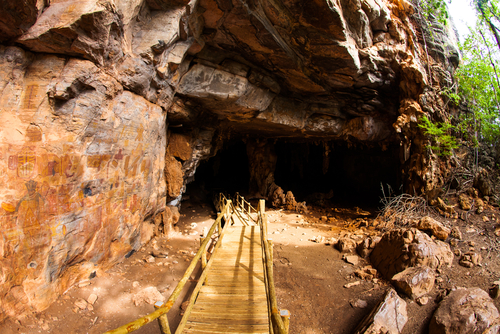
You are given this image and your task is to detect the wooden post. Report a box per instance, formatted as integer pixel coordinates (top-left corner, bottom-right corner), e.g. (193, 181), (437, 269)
(280, 309), (290, 333)
(200, 238), (207, 269)
(154, 301), (171, 334)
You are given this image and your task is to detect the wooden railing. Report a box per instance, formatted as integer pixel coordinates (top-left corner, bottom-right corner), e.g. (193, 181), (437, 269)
(103, 198), (231, 334)
(104, 194), (289, 334)
(257, 199), (290, 334)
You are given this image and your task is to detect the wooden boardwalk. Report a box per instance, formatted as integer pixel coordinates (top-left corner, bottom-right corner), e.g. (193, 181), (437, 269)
(105, 195), (289, 334)
(181, 223), (269, 334)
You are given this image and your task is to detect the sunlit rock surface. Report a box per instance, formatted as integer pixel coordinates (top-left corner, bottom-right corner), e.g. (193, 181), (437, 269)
(0, 46), (166, 320)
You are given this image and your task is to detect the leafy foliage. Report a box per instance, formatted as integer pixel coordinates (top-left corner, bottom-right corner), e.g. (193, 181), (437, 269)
(419, 0), (449, 25)
(455, 1), (500, 149)
(418, 115), (459, 156)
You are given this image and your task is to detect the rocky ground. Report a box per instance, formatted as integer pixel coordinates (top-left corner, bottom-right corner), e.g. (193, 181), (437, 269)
(1, 193), (499, 334)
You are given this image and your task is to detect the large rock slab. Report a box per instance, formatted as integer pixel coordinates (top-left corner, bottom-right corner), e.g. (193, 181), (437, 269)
(391, 266), (435, 299)
(0, 47), (167, 321)
(370, 228), (453, 279)
(429, 287), (500, 334)
(353, 288), (408, 334)
(17, 0), (123, 65)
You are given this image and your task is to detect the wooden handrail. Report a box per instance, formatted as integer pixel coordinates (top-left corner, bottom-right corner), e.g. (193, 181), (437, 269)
(104, 194), (287, 334)
(258, 199), (288, 334)
(103, 200), (232, 334)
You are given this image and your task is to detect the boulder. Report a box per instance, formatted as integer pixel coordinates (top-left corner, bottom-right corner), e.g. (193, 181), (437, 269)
(391, 266), (435, 299)
(353, 289), (408, 334)
(459, 252), (482, 268)
(450, 227), (462, 240)
(337, 237), (358, 253)
(474, 168), (493, 196)
(458, 193), (472, 211)
(416, 216), (450, 240)
(429, 287), (499, 334)
(370, 228), (453, 279)
(133, 287), (165, 306)
(357, 236), (381, 258)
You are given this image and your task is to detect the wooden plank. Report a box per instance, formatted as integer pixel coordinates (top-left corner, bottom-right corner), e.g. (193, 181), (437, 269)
(184, 323), (269, 331)
(181, 224), (269, 334)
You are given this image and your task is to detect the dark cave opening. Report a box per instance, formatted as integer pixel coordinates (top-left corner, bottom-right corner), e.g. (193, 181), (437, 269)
(274, 141), (401, 207)
(184, 138), (401, 208)
(185, 141), (250, 201)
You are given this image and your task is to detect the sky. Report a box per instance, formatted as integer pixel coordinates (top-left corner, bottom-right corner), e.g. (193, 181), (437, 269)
(448, 0), (477, 40)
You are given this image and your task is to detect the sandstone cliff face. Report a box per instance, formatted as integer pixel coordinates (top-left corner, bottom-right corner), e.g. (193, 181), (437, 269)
(0, 46), (167, 320)
(0, 0), (458, 320)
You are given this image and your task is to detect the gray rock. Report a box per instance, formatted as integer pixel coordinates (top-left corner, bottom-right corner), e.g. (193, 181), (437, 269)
(353, 289), (408, 334)
(391, 266), (435, 299)
(430, 287), (499, 334)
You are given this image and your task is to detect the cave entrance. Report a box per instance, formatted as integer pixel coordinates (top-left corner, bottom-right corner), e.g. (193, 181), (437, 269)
(184, 138), (401, 209)
(274, 141), (401, 208)
(184, 140), (250, 205)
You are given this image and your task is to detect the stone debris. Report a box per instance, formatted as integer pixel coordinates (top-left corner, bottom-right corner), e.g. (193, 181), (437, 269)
(87, 293), (98, 305)
(459, 252), (482, 268)
(450, 227), (462, 240)
(477, 198), (485, 214)
(344, 281), (361, 288)
(416, 296), (430, 306)
(74, 298), (88, 310)
(415, 216), (450, 241)
(353, 289), (408, 334)
(483, 215), (490, 222)
(325, 238), (338, 246)
(350, 299), (368, 308)
(391, 266), (435, 299)
(132, 281), (140, 288)
(152, 250), (168, 258)
(78, 281), (91, 288)
(489, 282), (500, 299)
(342, 254), (360, 266)
(357, 236), (381, 258)
(133, 287), (165, 306)
(429, 287), (499, 334)
(146, 255), (156, 263)
(337, 237), (358, 253)
(355, 266), (378, 281)
(458, 193), (472, 211)
(370, 228), (453, 280)
(449, 239), (458, 247)
(310, 236), (326, 243)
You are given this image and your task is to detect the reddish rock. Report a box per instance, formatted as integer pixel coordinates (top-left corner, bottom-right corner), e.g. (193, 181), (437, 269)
(391, 266), (435, 299)
(370, 228), (453, 280)
(416, 216), (450, 241)
(168, 133), (192, 161)
(430, 288), (499, 334)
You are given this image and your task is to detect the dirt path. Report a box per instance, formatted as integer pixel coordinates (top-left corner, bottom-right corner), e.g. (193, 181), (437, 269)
(1, 198), (500, 334)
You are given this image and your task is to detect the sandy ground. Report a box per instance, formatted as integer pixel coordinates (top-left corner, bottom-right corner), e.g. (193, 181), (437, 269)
(1, 196), (500, 334)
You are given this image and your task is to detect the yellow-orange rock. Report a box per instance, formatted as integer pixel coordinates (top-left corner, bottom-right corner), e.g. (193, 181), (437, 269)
(0, 46), (167, 321)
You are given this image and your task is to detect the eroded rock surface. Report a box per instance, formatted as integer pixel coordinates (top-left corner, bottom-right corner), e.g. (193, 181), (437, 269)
(429, 287), (500, 334)
(0, 46), (167, 320)
(391, 266), (435, 299)
(370, 228), (453, 279)
(353, 288), (408, 334)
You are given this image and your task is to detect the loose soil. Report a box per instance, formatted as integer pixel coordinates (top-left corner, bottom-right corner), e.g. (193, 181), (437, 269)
(1, 195), (500, 334)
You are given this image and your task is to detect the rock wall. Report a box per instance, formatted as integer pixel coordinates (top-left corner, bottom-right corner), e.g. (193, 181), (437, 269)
(0, 46), (167, 320)
(0, 0), (459, 320)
